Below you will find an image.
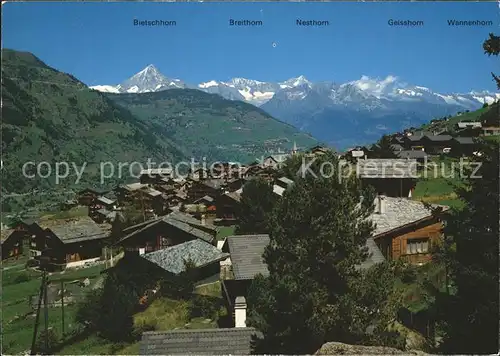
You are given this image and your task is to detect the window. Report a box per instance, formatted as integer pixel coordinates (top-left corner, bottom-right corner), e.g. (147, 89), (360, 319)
(406, 238), (429, 255)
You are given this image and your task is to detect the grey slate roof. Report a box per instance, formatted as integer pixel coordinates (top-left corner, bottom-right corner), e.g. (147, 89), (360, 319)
(357, 159), (418, 178)
(357, 237), (386, 270)
(453, 137), (475, 145)
(142, 239), (229, 275)
(423, 135), (453, 142)
(140, 327), (261, 355)
(390, 144), (404, 152)
(370, 197), (449, 237)
(119, 212), (216, 244)
(226, 234), (270, 280)
(277, 176), (294, 186)
(47, 218), (108, 244)
(396, 150), (428, 159)
(97, 196), (115, 205)
(194, 195), (215, 204)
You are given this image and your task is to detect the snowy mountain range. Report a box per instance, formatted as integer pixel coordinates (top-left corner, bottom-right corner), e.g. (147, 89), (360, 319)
(90, 65), (499, 147)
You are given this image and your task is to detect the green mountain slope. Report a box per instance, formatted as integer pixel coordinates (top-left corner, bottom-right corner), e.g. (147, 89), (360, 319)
(1, 49), (186, 211)
(1, 49), (319, 214)
(107, 89), (319, 162)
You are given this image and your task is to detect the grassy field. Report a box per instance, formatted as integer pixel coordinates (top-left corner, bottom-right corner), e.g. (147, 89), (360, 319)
(216, 225), (236, 240)
(1, 264), (106, 354)
(2, 258), (224, 356)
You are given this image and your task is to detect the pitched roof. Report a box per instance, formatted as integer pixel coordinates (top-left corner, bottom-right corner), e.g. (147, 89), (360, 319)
(390, 144), (404, 152)
(119, 212), (217, 244)
(140, 168), (172, 175)
(46, 217), (108, 244)
(396, 150), (428, 159)
(457, 122), (482, 129)
(370, 197), (449, 238)
(121, 183), (147, 192)
(194, 195), (215, 204)
(142, 239), (229, 275)
(201, 179), (224, 190)
(97, 196), (115, 205)
(226, 234), (270, 280)
(273, 185), (285, 196)
(423, 135), (453, 142)
(277, 176), (294, 186)
(357, 159), (418, 178)
(140, 327), (261, 355)
(224, 191), (241, 202)
(1, 229), (15, 242)
(453, 137), (475, 145)
(357, 237), (386, 270)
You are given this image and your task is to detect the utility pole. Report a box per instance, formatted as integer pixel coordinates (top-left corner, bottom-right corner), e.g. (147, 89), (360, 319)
(43, 271), (49, 353)
(30, 270), (46, 355)
(60, 279), (65, 337)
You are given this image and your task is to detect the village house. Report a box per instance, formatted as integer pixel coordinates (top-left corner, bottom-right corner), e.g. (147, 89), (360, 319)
(457, 121), (482, 130)
(37, 217), (110, 270)
(396, 150), (428, 165)
(1, 219), (38, 260)
(357, 158), (418, 198)
(115, 183), (148, 204)
(481, 126), (500, 136)
(76, 188), (110, 206)
(220, 234), (270, 316)
(370, 195), (449, 265)
(242, 164), (275, 182)
(306, 145), (329, 157)
(116, 211), (218, 256)
(139, 168), (173, 185)
(418, 135), (454, 154)
(189, 167), (212, 181)
(215, 191), (242, 224)
(188, 179), (224, 203)
(138, 238), (229, 284)
(450, 137), (477, 157)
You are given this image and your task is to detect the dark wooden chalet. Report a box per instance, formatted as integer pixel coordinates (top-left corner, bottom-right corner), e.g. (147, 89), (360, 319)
(188, 179), (224, 203)
(1, 220), (39, 260)
(139, 168), (173, 184)
(216, 191), (241, 224)
(450, 137), (477, 157)
(371, 196), (449, 265)
(116, 212), (218, 256)
(419, 135), (453, 154)
(38, 217), (109, 270)
(76, 188), (109, 206)
(357, 159), (418, 198)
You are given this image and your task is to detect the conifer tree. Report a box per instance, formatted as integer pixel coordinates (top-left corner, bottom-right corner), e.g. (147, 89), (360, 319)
(236, 177), (276, 234)
(247, 153), (401, 354)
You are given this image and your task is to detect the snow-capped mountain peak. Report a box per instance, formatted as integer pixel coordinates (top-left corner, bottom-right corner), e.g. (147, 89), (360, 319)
(281, 75), (312, 88)
(90, 65), (186, 94)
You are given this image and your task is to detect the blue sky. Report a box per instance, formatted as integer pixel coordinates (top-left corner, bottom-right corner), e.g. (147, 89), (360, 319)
(3, 1), (500, 93)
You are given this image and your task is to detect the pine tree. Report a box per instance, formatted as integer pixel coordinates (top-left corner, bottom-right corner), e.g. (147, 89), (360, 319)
(438, 138), (499, 354)
(236, 177), (276, 234)
(483, 33), (500, 89)
(370, 135), (396, 158)
(246, 152), (402, 354)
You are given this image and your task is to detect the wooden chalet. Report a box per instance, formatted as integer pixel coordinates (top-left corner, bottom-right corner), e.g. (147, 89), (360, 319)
(371, 196), (449, 265)
(38, 217), (110, 270)
(306, 145), (329, 156)
(481, 126), (500, 136)
(243, 165), (274, 182)
(357, 158), (418, 198)
(215, 191), (241, 224)
(116, 211), (218, 256)
(450, 137), (477, 157)
(188, 179), (224, 203)
(139, 168), (173, 184)
(76, 188), (109, 206)
(115, 183), (148, 204)
(419, 135), (453, 154)
(1, 220), (38, 260)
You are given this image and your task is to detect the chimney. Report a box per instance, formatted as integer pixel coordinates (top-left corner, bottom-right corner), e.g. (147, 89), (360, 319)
(377, 195), (387, 214)
(234, 296), (247, 328)
(201, 214), (206, 226)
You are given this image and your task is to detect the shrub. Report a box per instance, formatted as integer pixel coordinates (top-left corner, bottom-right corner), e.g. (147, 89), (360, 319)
(188, 295), (222, 320)
(13, 272), (31, 284)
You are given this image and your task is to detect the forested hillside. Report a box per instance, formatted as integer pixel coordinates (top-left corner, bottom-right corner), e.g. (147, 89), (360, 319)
(107, 89), (318, 162)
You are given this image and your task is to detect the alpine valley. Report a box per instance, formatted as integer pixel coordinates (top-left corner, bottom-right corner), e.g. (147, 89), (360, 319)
(92, 65), (500, 148)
